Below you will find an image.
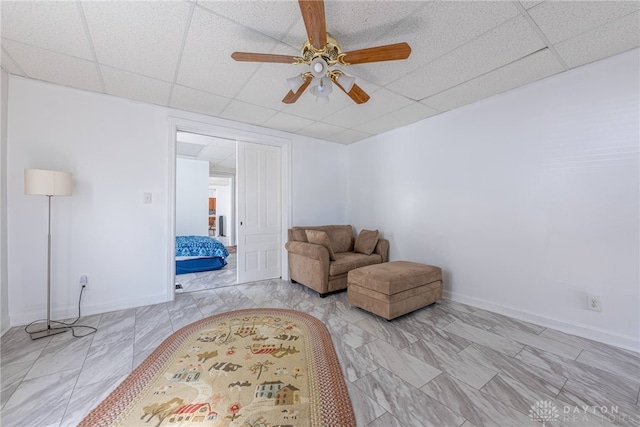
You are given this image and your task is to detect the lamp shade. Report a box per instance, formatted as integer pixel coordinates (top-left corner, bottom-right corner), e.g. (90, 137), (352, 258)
(310, 77), (333, 97)
(24, 169), (73, 196)
(287, 74), (306, 93)
(337, 73), (356, 93)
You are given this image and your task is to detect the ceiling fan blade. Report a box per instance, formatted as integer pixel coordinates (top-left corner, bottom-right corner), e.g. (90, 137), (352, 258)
(231, 52), (299, 64)
(298, 0), (327, 51)
(340, 42), (412, 65)
(334, 80), (370, 104)
(282, 77), (312, 104)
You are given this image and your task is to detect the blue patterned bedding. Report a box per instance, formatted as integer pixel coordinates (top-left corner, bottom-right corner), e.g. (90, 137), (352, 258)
(176, 236), (229, 258)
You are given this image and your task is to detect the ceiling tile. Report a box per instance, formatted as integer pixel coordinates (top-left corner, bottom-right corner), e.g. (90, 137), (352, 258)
(178, 131), (223, 146)
(282, 1), (424, 52)
(1, 48), (25, 76)
(519, 1), (544, 10)
(206, 137), (237, 149)
(220, 100), (277, 126)
(388, 16), (546, 100)
(1, 39), (102, 92)
(421, 48), (564, 112)
(198, 145), (235, 161)
(234, 63), (296, 110)
(554, 11), (640, 69)
(297, 122), (346, 140)
(326, 129), (372, 145)
(347, 1), (519, 86)
(216, 156), (237, 168)
(82, 1), (191, 81)
(261, 112), (314, 134)
(1, 1), (93, 59)
(528, 1), (640, 44)
(170, 85), (230, 117)
(354, 102), (440, 135)
(323, 87), (413, 128)
(101, 66), (172, 106)
(197, 1), (300, 41)
(177, 142), (205, 157)
(177, 7), (279, 98)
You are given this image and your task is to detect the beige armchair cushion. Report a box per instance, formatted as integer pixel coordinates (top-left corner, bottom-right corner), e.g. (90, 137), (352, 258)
(292, 228), (308, 242)
(329, 252), (383, 276)
(305, 230), (336, 260)
(354, 229), (379, 255)
(324, 226), (353, 253)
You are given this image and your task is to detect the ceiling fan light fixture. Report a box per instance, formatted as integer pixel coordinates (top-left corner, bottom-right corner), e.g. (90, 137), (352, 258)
(315, 95), (330, 104)
(232, 0), (412, 105)
(310, 57), (328, 78)
(310, 77), (333, 97)
(287, 74), (306, 93)
(337, 73), (356, 93)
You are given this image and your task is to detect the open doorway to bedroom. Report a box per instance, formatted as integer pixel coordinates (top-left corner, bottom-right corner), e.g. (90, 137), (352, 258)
(168, 118), (290, 300)
(174, 131), (238, 293)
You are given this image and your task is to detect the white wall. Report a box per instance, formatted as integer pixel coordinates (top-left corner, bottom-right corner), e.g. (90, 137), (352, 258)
(176, 158), (209, 236)
(347, 49), (640, 350)
(6, 76), (348, 326)
(0, 69), (9, 335)
(291, 136), (348, 225)
(8, 78), (171, 324)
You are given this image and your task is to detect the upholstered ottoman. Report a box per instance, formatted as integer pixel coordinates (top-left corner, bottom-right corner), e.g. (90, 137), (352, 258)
(347, 261), (442, 320)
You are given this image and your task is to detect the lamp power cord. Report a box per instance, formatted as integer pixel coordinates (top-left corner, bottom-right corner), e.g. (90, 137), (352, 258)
(24, 285), (98, 338)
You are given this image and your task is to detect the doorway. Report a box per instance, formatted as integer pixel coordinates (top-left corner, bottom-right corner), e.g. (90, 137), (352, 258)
(168, 118), (290, 299)
(175, 132), (237, 293)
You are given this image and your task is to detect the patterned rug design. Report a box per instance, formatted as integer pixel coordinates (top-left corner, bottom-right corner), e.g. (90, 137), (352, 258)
(80, 309), (354, 427)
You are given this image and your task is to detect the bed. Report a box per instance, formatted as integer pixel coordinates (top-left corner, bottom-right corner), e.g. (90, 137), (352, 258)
(175, 235), (229, 275)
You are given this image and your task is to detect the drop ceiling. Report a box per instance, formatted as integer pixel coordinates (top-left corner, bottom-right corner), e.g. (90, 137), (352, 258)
(177, 131), (237, 174)
(1, 1), (638, 144)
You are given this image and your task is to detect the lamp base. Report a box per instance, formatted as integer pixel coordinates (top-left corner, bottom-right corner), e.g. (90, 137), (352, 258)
(29, 327), (68, 340)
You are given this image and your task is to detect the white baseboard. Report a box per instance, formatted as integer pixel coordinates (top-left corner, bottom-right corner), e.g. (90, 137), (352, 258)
(10, 293), (169, 327)
(443, 290), (640, 353)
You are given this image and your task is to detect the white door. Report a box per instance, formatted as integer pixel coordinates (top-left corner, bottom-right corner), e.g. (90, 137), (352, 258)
(237, 141), (282, 283)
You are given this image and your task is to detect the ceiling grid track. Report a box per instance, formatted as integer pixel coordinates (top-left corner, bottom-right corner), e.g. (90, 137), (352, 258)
(512, 1), (570, 71)
(0, 46), (28, 77)
(167, 1), (196, 107)
(76, 1), (106, 92)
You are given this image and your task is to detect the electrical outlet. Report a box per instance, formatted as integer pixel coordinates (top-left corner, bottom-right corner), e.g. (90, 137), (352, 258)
(80, 275), (88, 289)
(586, 295), (601, 312)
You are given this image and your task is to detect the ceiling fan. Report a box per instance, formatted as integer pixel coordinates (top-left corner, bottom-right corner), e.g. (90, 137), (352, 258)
(231, 0), (411, 105)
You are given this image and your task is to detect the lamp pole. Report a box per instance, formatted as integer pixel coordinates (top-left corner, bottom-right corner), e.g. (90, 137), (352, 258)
(29, 194), (67, 339)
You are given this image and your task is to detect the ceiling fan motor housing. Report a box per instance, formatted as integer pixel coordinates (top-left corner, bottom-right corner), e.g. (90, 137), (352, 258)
(301, 36), (344, 66)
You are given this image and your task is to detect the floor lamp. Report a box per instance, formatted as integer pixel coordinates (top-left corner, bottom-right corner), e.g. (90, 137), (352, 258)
(24, 168), (73, 340)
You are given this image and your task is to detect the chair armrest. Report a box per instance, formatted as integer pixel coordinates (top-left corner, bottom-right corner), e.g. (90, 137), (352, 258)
(375, 238), (389, 263)
(285, 241), (330, 262)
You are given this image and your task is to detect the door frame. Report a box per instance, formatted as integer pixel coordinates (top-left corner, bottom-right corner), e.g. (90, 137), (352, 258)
(166, 116), (291, 300)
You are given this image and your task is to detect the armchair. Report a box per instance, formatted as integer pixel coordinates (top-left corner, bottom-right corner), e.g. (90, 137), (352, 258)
(285, 225), (389, 297)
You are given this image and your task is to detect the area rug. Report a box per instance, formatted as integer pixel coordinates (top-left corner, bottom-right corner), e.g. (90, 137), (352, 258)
(80, 308), (355, 427)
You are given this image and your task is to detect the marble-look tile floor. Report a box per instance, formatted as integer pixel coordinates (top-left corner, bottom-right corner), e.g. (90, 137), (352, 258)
(175, 253), (238, 293)
(1, 279), (639, 427)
